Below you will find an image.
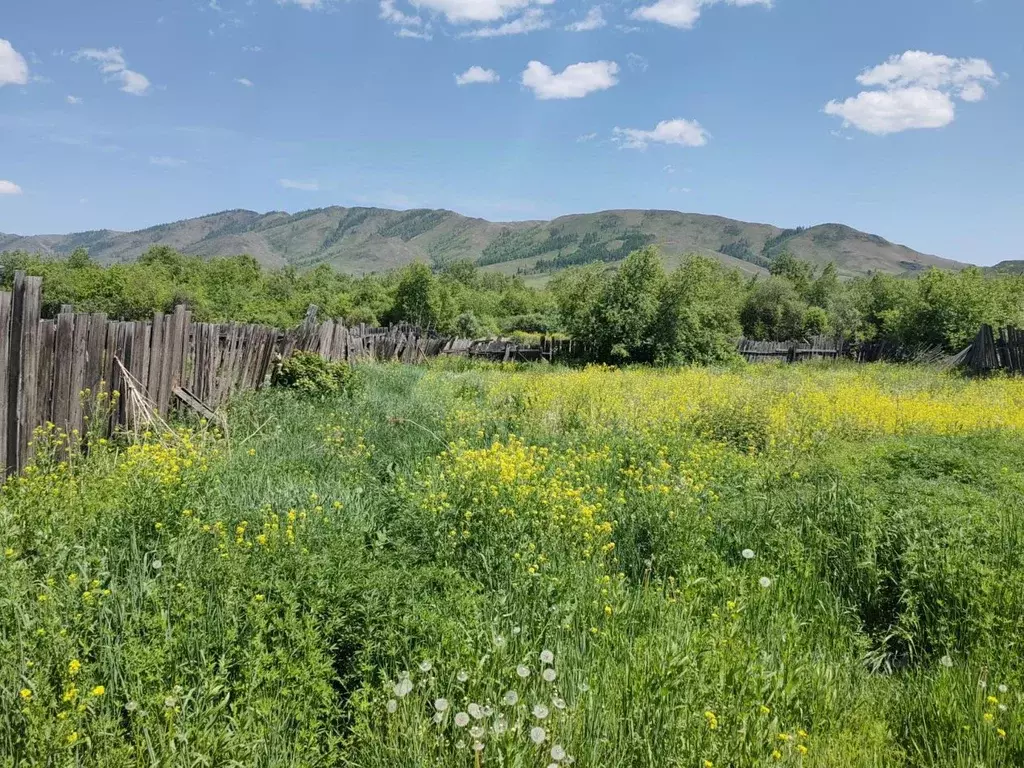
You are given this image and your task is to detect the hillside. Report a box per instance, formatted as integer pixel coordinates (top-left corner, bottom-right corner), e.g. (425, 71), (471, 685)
(0, 206), (967, 279)
(986, 260), (1024, 276)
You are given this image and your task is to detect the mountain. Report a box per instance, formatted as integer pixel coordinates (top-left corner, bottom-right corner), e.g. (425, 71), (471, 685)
(0, 206), (967, 280)
(985, 260), (1024, 276)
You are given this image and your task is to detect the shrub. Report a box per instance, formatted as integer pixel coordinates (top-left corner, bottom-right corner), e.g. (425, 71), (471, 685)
(273, 351), (353, 397)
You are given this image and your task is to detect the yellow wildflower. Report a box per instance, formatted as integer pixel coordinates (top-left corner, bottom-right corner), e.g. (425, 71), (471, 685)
(91, 685), (105, 697)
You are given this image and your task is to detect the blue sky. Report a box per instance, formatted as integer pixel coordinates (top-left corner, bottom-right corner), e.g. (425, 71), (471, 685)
(0, 0), (1021, 264)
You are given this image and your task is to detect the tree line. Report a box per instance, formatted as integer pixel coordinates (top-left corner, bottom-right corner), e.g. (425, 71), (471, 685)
(2, 245), (1022, 364)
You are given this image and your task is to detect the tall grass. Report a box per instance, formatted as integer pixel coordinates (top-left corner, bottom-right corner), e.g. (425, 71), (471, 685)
(1, 362), (1022, 766)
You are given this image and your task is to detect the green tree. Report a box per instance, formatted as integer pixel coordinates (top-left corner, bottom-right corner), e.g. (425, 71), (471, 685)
(740, 278), (807, 341)
(592, 247), (665, 361)
(387, 263), (441, 327)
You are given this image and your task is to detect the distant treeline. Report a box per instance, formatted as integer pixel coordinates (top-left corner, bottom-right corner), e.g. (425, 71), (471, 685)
(2, 245), (1022, 365)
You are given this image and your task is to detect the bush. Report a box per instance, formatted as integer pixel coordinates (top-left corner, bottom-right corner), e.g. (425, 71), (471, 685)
(273, 351), (354, 398)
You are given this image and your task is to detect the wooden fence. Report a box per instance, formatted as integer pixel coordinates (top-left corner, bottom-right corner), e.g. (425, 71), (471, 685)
(964, 325), (1024, 374)
(736, 336), (844, 364)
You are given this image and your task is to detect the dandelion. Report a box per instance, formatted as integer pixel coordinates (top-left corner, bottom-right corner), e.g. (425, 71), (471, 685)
(67, 731), (79, 745)
(472, 741), (485, 752)
(512, 626), (522, 635)
(468, 702), (484, 719)
(492, 715), (508, 735)
(778, 733), (791, 741)
(797, 729), (808, 738)
(470, 725), (486, 739)
(533, 703), (550, 719)
(604, 605), (613, 616)
(419, 660), (433, 673)
(983, 712), (994, 723)
(432, 713), (443, 724)
(579, 682), (590, 693)
(503, 690), (519, 706)
(543, 668), (557, 682)
(455, 712), (471, 727)
(987, 695), (999, 705)
(704, 762), (714, 768)
(19, 689), (32, 701)
(91, 685), (105, 697)
(772, 750), (783, 760)
(742, 548), (755, 560)
(125, 700), (138, 712)
(551, 744), (566, 761)
(68, 659), (81, 677)
(152, 559), (163, 570)
(759, 577), (772, 589)
(386, 699), (398, 714)
(552, 696), (566, 710)
(494, 635), (507, 650)
(997, 728), (1007, 739)
(530, 726), (547, 744)
(797, 744), (808, 755)
(434, 698), (449, 712)
(457, 670), (469, 683)
(939, 655), (954, 668)
(998, 704), (1007, 712)
(998, 684), (1008, 693)
(394, 678), (414, 697)
(540, 649), (555, 664)
(517, 665), (531, 678)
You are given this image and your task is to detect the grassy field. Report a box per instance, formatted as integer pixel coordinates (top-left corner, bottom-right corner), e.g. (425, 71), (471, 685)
(2, 362), (1023, 767)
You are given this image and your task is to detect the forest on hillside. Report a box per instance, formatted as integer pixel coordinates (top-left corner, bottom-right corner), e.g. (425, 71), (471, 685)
(2, 245), (1023, 364)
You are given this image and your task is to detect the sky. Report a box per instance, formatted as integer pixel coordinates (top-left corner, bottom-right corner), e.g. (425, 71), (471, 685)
(0, 0), (1021, 265)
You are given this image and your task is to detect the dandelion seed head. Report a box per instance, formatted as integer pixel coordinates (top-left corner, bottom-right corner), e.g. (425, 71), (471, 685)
(512, 626), (522, 635)
(470, 725), (486, 738)
(552, 695), (566, 709)
(516, 664), (531, 678)
(468, 702), (484, 719)
(494, 635), (507, 650)
(152, 559), (163, 570)
(432, 712), (443, 724)
(540, 649), (554, 664)
(530, 726), (547, 744)
(472, 741), (485, 752)
(998, 684), (1008, 693)
(533, 703), (550, 719)
(434, 698), (449, 712)
(419, 660), (433, 673)
(551, 744), (567, 761)
(741, 549), (755, 560)
(457, 670), (469, 682)
(394, 678), (414, 697)
(455, 712), (470, 727)
(542, 668), (557, 682)
(503, 690), (519, 706)
(940, 655), (954, 668)
(386, 699), (398, 713)
(492, 715), (508, 734)
(759, 576), (772, 588)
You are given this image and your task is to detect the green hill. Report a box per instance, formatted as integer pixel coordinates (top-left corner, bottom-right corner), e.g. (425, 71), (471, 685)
(0, 206), (967, 279)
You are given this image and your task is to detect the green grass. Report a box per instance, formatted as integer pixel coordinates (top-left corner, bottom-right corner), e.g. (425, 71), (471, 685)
(1, 363), (1023, 767)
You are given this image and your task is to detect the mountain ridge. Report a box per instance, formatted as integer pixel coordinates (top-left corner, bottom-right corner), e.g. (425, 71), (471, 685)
(0, 206), (968, 280)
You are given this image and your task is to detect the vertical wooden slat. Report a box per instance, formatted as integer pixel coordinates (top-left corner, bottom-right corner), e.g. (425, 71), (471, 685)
(147, 312), (164, 404)
(35, 321), (56, 433)
(156, 314), (174, 417)
(67, 314), (89, 440)
(0, 291), (11, 476)
(52, 312), (75, 434)
(18, 277), (43, 466)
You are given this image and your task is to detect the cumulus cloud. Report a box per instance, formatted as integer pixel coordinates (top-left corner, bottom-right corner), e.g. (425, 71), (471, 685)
(612, 118), (709, 149)
(626, 52), (649, 72)
(566, 6), (606, 31)
(397, 28), (433, 39)
(576, 132), (598, 142)
(825, 51), (997, 135)
(279, 179), (320, 191)
(455, 66), (500, 85)
(0, 180), (23, 195)
(66, 95), (83, 104)
(0, 39), (30, 86)
(73, 47), (151, 95)
(631, 0), (770, 30)
(235, 77), (254, 87)
(412, 0), (552, 24)
(278, 0), (325, 8)
(521, 59), (618, 100)
(462, 8), (549, 37)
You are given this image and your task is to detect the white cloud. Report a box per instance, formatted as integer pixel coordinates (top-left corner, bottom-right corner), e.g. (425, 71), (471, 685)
(73, 47), (151, 95)
(0, 180), (23, 196)
(278, 0), (325, 8)
(612, 118), (709, 149)
(235, 77), (254, 87)
(455, 66), (500, 86)
(413, 0), (552, 24)
(631, 0), (770, 30)
(824, 87), (956, 135)
(462, 8), (549, 37)
(280, 178), (321, 191)
(825, 51), (996, 135)
(150, 156), (187, 167)
(66, 95), (83, 104)
(0, 39), (30, 87)
(566, 6), (606, 31)
(663, 164), (675, 173)
(381, 0), (423, 25)
(521, 59), (619, 100)
(242, 45), (264, 52)
(397, 28), (433, 38)
(626, 52), (649, 72)
(576, 132), (598, 142)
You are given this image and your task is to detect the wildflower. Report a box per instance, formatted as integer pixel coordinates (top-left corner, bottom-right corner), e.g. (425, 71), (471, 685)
(772, 750), (783, 760)
(470, 725), (486, 739)
(468, 703), (484, 719)
(939, 655), (953, 668)
(434, 698), (449, 712)
(759, 577), (772, 589)
(91, 685), (105, 697)
(455, 712), (470, 727)
(530, 726), (547, 744)
(253, 594), (265, 602)
(543, 668), (557, 683)
(998, 684), (1008, 693)
(152, 559), (163, 570)
(432, 713), (443, 724)
(983, 712), (994, 723)
(457, 670), (469, 682)
(987, 696), (999, 705)
(68, 659), (81, 677)
(797, 729), (808, 738)
(248, 449), (256, 456)
(552, 696), (566, 710)
(704, 711), (719, 730)
(997, 728), (1007, 739)
(704, 762), (714, 768)
(386, 699), (398, 714)
(540, 649), (555, 664)
(125, 700), (138, 712)
(512, 626), (522, 635)
(472, 741), (485, 752)
(778, 733), (791, 741)
(517, 665), (531, 678)
(742, 548), (755, 560)
(63, 686), (78, 702)
(67, 731), (79, 745)
(760, 705), (771, 715)
(533, 704), (550, 719)
(419, 660), (432, 673)
(492, 715), (508, 735)
(998, 704), (1007, 712)
(797, 744), (808, 755)
(394, 678), (414, 698)
(19, 689), (32, 701)
(503, 691), (519, 706)
(494, 635), (507, 650)
(551, 744), (567, 761)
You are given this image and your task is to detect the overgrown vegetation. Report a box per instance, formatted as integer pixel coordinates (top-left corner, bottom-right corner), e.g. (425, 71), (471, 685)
(2, 362), (1023, 766)
(273, 351), (354, 398)
(3, 243), (1024, 364)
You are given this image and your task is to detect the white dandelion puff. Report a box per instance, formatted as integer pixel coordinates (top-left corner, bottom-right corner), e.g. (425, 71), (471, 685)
(540, 649), (554, 664)
(386, 698), (398, 713)
(470, 725), (486, 739)
(456, 740), (466, 749)
(432, 712), (443, 724)
(517, 665), (531, 678)
(999, 703), (1008, 712)
(152, 559), (163, 570)
(979, 680), (987, 689)
(758, 576), (772, 588)
(548, 764), (559, 768)
(419, 660), (433, 673)
(503, 690), (519, 706)
(457, 670), (469, 682)
(533, 703), (550, 719)
(473, 741), (485, 752)
(394, 678), (414, 697)
(468, 702), (484, 719)
(454, 712), (470, 727)
(494, 635), (507, 650)
(579, 682), (590, 692)
(492, 715), (508, 734)
(741, 548), (755, 560)
(542, 668), (557, 682)
(434, 698), (449, 712)
(998, 684), (1008, 693)
(482, 705), (493, 717)
(530, 726), (547, 744)
(512, 626), (522, 635)
(551, 744), (567, 761)
(552, 695), (566, 709)
(940, 655), (954, 668)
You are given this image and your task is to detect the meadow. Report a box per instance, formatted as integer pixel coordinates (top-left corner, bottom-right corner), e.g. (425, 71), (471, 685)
(2, 361), (1023, 767)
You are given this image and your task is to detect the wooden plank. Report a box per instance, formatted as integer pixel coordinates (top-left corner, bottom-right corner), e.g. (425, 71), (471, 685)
(5, 274), (26, 473)
(156, 313), (176, 417)
(147, 312), (164, 403)
(0, 291), (11, 475)
(52, 312), (75, 434)
(18, 276), (43, 465)
(35, 321), (56, 433)
(68, 315), (90, 439)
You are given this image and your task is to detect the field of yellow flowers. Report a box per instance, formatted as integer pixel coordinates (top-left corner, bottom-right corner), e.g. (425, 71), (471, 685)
(2, 361), (1023, 767)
